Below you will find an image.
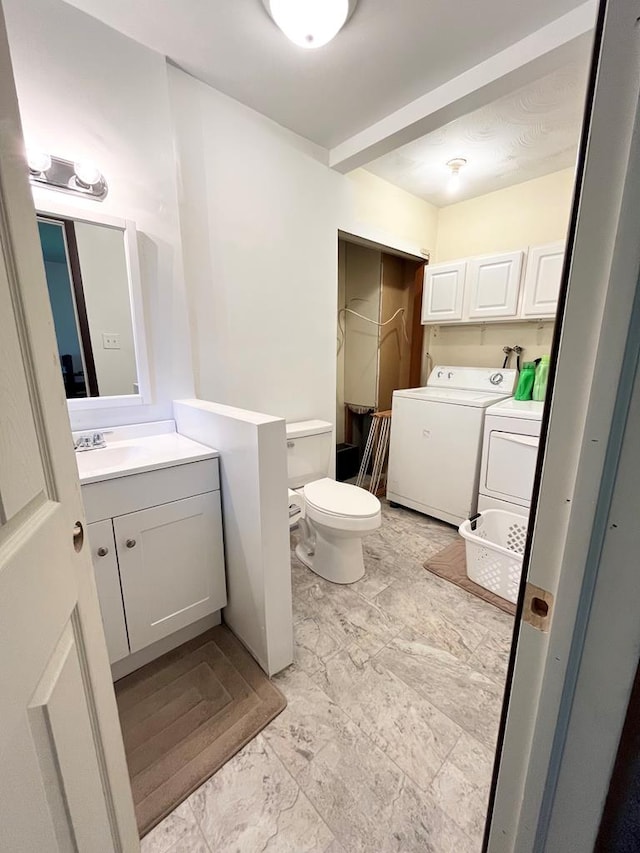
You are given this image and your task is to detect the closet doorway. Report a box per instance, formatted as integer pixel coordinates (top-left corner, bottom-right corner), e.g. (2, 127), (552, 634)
(336, 232), (426, 490)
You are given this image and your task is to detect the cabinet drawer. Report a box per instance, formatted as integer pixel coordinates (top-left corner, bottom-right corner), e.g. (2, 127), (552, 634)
(82, 458), (220, 523)
(115, 492), (227, 653)
(87, 520), (129, 664)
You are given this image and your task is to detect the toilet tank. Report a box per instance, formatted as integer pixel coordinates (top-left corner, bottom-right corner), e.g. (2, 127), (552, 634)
(286, 420), (333, 488)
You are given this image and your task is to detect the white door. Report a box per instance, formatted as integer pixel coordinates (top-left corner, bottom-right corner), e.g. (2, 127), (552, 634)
(421, 260), (466, 323)
(521, 241), (565, 318)
(87, 520), (130, 665)
(0, 10), (138, 852)
(487, 1), (640, 850)
(467, 250), (524, 320)
(116, 492), (226, 653)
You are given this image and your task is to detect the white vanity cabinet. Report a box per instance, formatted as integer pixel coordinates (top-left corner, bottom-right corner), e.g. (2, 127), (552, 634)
(87, 520), (130, 664)
(521, 241), (565, 318)
(421, 260), (466, 323)
(467, 251), (524, 320)
(82, 456), (226, 668)
(114, 492), (225, 652)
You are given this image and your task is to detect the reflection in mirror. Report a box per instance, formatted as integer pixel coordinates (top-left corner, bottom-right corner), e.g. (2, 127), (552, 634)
(37, 214), (138, 398)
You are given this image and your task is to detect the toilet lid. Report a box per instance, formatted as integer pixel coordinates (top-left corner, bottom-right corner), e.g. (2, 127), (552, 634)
(304, 478), (380, 519)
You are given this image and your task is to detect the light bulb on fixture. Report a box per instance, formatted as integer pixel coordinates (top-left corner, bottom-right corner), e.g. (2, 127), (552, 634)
(74, 161), (103, 188)
(27, 150), (52, 175)
(446, 158), (467, 194)
(263, 0), (356, 49)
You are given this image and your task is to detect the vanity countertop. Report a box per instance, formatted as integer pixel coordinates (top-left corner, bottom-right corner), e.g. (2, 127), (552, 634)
(76, 432), (219, 485)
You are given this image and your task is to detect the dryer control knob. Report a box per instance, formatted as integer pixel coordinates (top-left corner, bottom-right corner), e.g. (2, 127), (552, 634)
(490, 372), (504, 385)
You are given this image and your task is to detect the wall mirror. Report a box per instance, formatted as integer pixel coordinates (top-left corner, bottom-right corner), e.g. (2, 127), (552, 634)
(35, 205), (150, 410)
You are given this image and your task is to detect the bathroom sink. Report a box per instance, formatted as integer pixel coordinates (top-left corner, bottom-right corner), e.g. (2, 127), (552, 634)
(74, 431), (219, 485)
(76, 444), (150, 478)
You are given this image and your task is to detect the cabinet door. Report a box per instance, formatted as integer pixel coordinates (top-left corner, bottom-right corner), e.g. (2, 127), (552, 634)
(87, 520), (130, 664)
(421, 261), (466, 323)
(467, 251), (524, 319)
(522, 241), (565, 317)
(115, 492), (227, 653)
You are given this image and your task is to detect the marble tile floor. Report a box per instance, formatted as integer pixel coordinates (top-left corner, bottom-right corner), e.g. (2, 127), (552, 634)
(142, 501), (514, 853)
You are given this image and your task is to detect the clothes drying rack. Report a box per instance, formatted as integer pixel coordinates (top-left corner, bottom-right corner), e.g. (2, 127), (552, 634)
(356, 410), (392, 496)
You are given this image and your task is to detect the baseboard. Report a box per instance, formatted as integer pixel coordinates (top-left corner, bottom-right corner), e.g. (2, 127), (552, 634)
(111, 611), (222, 682)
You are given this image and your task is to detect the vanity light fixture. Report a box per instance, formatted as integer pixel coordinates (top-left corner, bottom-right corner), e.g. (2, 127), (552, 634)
(27, 151), (108, 201)
(446, 158), (467, 194)
(73, 160), (103, 189)
(27, 150), (52, 175)
(262, 0), (358, 49)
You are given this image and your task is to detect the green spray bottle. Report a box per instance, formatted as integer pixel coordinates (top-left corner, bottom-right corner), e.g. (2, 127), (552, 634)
(514, 362), (536, 401)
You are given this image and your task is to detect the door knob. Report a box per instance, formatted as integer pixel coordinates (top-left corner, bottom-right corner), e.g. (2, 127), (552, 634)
(73, 521), (84, 553)
(97, 546), (109, 557)
(125, 539), (136, 549)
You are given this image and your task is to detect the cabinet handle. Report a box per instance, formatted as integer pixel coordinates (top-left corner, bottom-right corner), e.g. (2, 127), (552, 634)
(97, 546), (109, 557)
(125, 538), (136, 549)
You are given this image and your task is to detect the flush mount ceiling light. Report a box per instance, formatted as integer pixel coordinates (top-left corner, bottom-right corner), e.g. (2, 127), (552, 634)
(262, 0), (358, 49)
(446, 158), (467, 194)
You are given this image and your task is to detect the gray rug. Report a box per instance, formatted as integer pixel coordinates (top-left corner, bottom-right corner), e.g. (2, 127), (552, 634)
(424, 539), (516, 616)
(115, 625), (287, 837)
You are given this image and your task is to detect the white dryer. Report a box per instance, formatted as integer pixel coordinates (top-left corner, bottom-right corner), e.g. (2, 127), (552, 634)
(478, 398), (545, 517)
(387, 366), (517, 525)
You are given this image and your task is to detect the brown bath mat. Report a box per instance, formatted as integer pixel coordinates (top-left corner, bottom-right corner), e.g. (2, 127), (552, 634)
(424, 539), (516, 616)
(115, 625), (287, 837)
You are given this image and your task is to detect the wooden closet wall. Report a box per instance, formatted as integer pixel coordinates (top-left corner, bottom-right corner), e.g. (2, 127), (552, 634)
(337, 239), (425, 440)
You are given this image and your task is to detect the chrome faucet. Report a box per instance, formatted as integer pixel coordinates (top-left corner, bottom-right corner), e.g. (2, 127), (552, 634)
(74, 432), (107, 452)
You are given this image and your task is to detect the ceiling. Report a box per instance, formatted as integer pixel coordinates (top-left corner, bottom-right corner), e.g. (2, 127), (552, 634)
(365, 61), (589, 206)
(61, 0), (588, 149)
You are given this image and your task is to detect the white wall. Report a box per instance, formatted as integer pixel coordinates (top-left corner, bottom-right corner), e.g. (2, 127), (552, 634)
(169, 68), (338, 425)
(3, 0), (194, 429)
(174, 399), (292, 676)
(344, 169), (438, 257)
(75, 222), (137, 397)
(169, 67), (438, 429)
(435, 168), (576, 262)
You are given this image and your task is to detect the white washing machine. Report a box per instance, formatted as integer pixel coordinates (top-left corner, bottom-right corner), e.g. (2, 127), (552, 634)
(478, 398), (545, 517)
(387, 366), (517, 525)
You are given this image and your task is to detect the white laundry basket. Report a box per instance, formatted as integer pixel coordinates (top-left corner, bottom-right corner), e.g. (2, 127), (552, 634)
(458, 509), (528, 604)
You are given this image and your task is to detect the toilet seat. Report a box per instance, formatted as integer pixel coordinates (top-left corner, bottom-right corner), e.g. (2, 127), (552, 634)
(303, 478), (381, 532)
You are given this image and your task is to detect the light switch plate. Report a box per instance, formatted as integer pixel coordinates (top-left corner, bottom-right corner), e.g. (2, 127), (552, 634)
(102, 332), (120, 350)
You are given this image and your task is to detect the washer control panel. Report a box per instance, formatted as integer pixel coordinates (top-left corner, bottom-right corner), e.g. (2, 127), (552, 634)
(428, 366), (517, 394)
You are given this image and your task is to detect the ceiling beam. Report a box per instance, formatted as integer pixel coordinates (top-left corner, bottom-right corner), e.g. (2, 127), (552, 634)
(329, 1), (597, 174)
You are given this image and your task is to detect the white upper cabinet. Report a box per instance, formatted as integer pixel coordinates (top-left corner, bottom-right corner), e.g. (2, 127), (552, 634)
(522, 241), (565, 318)
(422, 260), (466, 323)
(467, 251), (524, 320)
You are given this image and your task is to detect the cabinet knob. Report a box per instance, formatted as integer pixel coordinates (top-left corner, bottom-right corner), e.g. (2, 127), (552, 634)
(125, 538), (136, 549)
(97, 546), (109, 557)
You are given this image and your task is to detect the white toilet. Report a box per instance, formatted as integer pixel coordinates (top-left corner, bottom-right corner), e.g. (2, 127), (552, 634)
(287, 420), (381, 584)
